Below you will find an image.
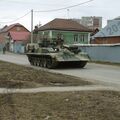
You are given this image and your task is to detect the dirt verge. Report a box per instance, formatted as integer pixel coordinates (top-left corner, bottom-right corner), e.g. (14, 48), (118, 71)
(0, 61), (91, 88)
(0, 91), (119, 120)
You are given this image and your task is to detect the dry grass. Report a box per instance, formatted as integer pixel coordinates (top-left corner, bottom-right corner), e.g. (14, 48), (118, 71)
(0, 61), (91, 88)
(0, 91), (119, 120)
(0, 61), (119, 120)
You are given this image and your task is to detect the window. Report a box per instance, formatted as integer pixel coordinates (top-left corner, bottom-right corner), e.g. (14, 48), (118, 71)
(79, 34), (85, 43)
(74, 34), (78, 42)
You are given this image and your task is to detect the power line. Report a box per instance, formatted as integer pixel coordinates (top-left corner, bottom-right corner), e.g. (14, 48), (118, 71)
(34, 0), (94, 12)
(0, 0), (94, 24)
(0, 11), (31, 24)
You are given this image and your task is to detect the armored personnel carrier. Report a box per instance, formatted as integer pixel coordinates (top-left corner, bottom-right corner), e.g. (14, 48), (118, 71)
(26, 43), (90, 69)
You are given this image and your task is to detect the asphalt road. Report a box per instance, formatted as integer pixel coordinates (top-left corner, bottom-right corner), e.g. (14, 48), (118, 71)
(51, 63), (120, 88)
(0, 53), (120, 89)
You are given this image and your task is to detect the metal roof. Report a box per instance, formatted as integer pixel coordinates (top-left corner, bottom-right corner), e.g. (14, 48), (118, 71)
(9, 32), (30, 41)
(94, 20), (120, 38)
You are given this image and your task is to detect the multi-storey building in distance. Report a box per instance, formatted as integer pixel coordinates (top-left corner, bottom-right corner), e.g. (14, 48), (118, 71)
(72, 16), (102, 30)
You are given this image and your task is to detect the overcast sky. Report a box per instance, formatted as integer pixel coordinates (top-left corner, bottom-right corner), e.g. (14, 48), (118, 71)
(0, 0), (120, 30)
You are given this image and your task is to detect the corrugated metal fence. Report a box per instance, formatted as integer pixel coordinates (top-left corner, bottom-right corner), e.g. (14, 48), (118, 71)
(78, 44), (120, 63)
(13, 43), (25, 54)
(0, 43), (25, 54)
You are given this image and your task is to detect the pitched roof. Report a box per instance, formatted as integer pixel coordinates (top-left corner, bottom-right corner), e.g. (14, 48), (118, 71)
(0, 23), (29, 33)
(39, 18), (91, 32)
(9, 32), (30, 41)
(94, 20), (120, 38)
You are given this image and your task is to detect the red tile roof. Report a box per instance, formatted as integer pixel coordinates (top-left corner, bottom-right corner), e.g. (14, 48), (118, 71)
(9, 32), (30, 41)
(39, 18), (92, 32)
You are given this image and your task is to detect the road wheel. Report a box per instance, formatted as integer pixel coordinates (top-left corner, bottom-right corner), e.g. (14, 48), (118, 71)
(43, 59), (47, 68)
(46, 58), (53, 69)
(79, 61), (87, 68)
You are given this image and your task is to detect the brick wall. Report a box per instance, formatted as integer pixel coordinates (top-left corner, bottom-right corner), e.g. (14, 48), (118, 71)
(92, 36), (120, 44)
(10, 26), (29, 32)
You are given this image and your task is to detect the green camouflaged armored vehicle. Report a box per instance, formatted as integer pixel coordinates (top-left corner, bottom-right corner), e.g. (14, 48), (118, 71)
(26, 43), (89, 69)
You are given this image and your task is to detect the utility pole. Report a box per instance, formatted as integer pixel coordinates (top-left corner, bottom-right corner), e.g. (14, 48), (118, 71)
(31, 9), (33, 43)
(67, 9), (70, 19)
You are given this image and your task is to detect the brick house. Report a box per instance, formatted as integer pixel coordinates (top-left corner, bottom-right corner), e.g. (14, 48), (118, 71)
(0, 23), (30, 53)
(35, 18), (91, 45)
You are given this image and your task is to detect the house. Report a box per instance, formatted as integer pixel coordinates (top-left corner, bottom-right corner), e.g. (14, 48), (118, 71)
(92, 20), (120, 44)
(0, 23), (30, 53)
(35, 18), (91, 45)
(0, 34), (4, 52)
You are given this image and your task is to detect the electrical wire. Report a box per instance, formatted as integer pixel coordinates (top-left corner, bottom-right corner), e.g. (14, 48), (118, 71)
(0, 0), (94, 24)
(0, 11), (31, 24)
(34, 0), (94, 12)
